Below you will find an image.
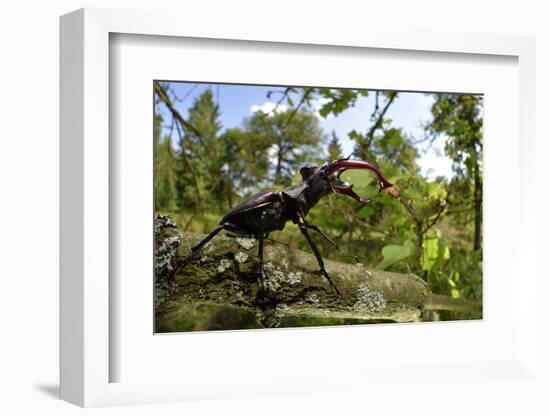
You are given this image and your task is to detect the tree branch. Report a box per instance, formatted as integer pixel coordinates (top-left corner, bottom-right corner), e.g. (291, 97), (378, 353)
(261, 87), (292, 118)
(154, 216), (480, 331)
(422, 202), (447, 234)
(281, 87), (313, 130)
(154, 81), (203, 138)
(365, 92), (397, 148)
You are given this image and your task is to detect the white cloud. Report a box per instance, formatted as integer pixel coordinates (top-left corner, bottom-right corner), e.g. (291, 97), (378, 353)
(417, 140), (454, 180)
(250, 102), (288, 116)
(266, 144), (278, 164)
(311, 96), (333, 120)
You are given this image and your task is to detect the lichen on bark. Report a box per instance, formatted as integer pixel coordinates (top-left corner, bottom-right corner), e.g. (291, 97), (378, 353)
(154, 215), (479, 332)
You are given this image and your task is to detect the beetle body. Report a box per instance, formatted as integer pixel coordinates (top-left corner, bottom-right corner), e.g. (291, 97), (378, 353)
(221, 190), (290, 236)
(181, 159), (396, 295)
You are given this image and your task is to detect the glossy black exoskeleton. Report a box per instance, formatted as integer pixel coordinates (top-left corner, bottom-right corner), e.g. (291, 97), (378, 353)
(181, 159), (395, 295)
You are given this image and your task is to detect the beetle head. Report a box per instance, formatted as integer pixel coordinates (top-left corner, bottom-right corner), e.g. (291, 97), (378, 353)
(322, 158), (396, 205)
(299, 165), (318, 182)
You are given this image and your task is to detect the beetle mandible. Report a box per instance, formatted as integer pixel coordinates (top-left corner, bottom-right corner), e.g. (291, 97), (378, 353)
(181, 158), (398, 295)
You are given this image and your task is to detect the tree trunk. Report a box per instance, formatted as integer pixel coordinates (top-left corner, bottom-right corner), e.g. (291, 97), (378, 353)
(155, 215), (481, 332)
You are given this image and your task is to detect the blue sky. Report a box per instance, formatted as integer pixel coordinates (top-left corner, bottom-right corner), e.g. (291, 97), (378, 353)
(157, 82), (453, 180)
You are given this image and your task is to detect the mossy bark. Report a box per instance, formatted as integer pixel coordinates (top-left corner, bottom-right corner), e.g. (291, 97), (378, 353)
(154, 215), (480, 332)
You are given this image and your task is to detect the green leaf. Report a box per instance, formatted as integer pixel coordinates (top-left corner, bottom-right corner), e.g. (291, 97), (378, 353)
(319, 105), (331, 118)
(442, 245), (451, 261)
(427, 181), (447, 200)
(377, 240), (416, 270)
(421, 236), (439, 271)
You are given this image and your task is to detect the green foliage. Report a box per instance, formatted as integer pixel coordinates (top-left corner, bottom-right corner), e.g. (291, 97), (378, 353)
(243, 108), (324, 186)
(426, 94), (483, 251)
(219, 127), (270, 198)
(428, 95), (482, 178)
(175, 89), (226, 211)
(327, 131), (343, 161)
(420, 232), (450, 272)
(316, 88), (367, 117)
(377, 240), (416, 270)
(155, 137), (178, 212)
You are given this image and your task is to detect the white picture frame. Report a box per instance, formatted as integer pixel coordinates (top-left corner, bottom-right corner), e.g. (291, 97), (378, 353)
(60, 7), (538, 408)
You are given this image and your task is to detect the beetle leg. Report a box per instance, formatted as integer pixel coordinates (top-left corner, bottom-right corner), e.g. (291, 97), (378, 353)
(305, 223), (340, 250)
(257, 212), (267, 293)
(297, 220), (341, 296)
(181, 223), (230, 265)
(305, 223), (360, 263)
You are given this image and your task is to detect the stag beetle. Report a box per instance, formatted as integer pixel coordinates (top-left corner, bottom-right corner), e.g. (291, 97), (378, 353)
(181, 158), (397, 295)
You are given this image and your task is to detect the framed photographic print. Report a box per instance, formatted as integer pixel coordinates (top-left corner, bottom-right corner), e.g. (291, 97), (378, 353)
(60, 7), (538, 408)
(152, 80), (483, 334)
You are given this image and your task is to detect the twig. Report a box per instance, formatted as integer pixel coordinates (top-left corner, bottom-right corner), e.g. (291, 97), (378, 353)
(422, 202), (447, 234)
(154, 82), (203, 138)
(395, 194), (420, 223)
(169, 83), (198, 103)
(365, 92), (397, 148)
(261, 87), (292, 118)
(370, 91), (380, 121)
(281, 88), (313, 130)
